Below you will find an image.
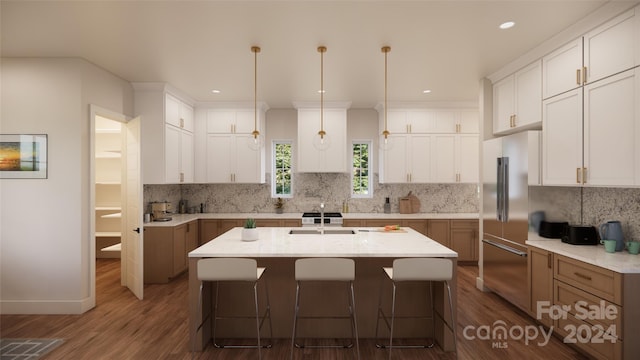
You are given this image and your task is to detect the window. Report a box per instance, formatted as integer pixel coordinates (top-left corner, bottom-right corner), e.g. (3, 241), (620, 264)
(272, 140), (292, 198)
(351, 140), (372, 198)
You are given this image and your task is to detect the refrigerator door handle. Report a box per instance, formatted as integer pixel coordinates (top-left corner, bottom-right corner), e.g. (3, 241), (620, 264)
(482, 239), (527, 257)
(502, 157), (509, 222)
(496, 158), (503, 222)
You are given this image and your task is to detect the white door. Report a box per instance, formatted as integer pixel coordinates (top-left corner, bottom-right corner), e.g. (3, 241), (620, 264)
(380, 135), (408, 183)
(542, 38), (583, 99)
(123, 116), (144, 299)
(409, 134), (432, 183)
(433, 134), (456, 183)
(493, 74), (515, 134)
(206, 134), (233, 183)
(514, 60), (542, 128)
(458, 134), (480, 183)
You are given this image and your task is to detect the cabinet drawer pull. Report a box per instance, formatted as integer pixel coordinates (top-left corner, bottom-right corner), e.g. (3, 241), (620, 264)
(547, 253), (552, 269)
(574, 272), (592, 281)
(582, 167), (587, 184)
(576, 168), (581, 184)
(582, 66), (587, 84)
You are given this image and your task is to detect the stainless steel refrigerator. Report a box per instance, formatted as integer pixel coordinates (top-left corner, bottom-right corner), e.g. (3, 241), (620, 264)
(482, 131), (540, 312)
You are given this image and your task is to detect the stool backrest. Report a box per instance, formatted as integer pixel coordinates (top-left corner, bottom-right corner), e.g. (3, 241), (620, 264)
(295, 258), (355, 281)
(197, 258), (258, 281)
(392, 258), (452, 281)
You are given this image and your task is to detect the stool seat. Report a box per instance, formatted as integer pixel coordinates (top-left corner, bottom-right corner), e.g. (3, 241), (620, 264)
(193, 258), (272, 360)
(291, 257), (360, 360)
(376, 258), (457, 360)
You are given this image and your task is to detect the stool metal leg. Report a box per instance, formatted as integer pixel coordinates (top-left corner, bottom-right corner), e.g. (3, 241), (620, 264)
(349, 280), (361, 360)
(253, 281), (262, 360)
(445, 280), (458, 360)
(290, 281), (300, 360)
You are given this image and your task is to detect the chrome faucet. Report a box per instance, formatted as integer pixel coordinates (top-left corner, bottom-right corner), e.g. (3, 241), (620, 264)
(319, 202), (325, 235)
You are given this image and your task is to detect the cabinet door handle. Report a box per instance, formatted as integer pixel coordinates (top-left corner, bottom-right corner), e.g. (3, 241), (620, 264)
(582, 66), (587, 84)
(576, 168), (581, 184)
(582, 167), (587, 184)
(547, 253), (552, 269)
(512, 114), (516, 127)
(180, 118), (184, 128)
(180, 172), (184, 183)
(576, 69), (581, 85)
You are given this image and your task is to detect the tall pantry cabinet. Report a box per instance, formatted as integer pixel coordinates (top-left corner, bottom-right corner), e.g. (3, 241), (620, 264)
(542, 8), (640, 186)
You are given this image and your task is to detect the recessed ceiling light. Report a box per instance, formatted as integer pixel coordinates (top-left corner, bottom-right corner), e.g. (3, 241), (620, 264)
(211, 89), (221, 94)
(422, 90), (432, 94)
(499, 21), (515, 30)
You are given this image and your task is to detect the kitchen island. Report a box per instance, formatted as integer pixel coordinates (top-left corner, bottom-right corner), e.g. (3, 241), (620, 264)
(188, 226), (458, 352)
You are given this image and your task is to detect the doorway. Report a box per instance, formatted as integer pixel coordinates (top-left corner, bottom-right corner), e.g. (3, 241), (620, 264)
(91, 106), (144, 306)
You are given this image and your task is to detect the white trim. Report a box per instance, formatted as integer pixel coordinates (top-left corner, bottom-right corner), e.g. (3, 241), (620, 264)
(351, 140), (373, 199)
(271, 139), (293, 198)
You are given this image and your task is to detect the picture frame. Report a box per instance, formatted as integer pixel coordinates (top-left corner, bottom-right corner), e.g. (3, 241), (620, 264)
(0, 134), (48, 179)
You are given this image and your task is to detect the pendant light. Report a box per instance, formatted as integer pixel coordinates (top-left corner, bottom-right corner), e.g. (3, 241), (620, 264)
(313, 46), (331, 151)
(380, 46), (393, 150)
(247, 45), (263, 150)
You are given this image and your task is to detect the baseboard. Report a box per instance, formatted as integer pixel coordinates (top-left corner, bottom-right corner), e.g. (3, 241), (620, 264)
(1, 297), (94, 315)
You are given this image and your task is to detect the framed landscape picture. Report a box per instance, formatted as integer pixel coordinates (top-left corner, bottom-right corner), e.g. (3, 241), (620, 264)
(0, 134), (48, 179)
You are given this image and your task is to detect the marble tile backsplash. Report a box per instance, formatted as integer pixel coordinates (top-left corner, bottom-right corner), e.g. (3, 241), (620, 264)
(529, 186), (640, 240)
(144, 179), (640, 240)
(144, 173), (480, 215)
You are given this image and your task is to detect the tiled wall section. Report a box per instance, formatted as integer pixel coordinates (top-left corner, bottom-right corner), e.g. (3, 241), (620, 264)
(145, 181), (640, 240)
(144, 173), (480, 215)
(529, 186), (640, 240)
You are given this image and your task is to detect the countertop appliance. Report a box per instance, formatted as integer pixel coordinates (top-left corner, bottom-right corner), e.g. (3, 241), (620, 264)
(482, 131), (540, 313)
(562, 225), (599, 245)
(301, 212), (343, 227)
(151, 201), (172, 222)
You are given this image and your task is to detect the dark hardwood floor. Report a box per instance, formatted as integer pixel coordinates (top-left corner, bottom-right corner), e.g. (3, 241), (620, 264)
(0, 259), (588, 359)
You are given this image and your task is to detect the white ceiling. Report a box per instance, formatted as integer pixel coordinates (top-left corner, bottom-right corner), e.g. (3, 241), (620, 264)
(1, 0), (627, 109)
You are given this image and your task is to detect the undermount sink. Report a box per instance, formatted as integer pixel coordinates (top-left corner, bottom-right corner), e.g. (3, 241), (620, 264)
(289, 229), (356, 235)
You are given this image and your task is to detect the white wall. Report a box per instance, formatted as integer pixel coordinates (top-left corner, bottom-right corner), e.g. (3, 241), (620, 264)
(0, 58), (133, 314)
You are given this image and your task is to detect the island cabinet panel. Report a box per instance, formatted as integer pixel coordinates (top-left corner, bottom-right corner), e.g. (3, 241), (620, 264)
(402, 219), (428, 235)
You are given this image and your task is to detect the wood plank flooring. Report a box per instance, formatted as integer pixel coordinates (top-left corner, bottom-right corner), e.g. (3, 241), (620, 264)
(0, 259), (589, 360)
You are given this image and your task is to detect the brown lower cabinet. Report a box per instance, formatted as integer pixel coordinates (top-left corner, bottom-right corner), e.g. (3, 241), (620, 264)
(528, 246), (640, 360)
(344, 218), (478, 264)
(198, 218), (302, 245)
(144, 220), (197, 284)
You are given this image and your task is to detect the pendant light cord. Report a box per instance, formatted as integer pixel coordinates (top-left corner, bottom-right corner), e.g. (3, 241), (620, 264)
(318, 46), (326, 138)
(382, 46), (391, 139)
(251, 46), (260, 139)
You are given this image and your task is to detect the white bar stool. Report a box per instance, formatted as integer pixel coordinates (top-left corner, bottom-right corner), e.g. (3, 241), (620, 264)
(290, 257), (360, 360)
(193, 258), (272, 360)
(375, 258), (457, 360)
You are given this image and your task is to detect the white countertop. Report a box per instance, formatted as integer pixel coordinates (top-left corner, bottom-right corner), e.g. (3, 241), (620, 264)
(527, 234), (640, 274)
(189, 227), (458, 258)
(144, 212), (479, 227)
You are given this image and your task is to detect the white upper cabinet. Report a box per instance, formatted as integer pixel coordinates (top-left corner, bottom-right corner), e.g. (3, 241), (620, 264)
(543, 8), (639, 99)
(378, 107), (479, 184)
(432, 134), (479, 183)
(203, 107), (266, 183)
(493, 60), (542, 134)
(297, 106), (348, 173)
(134, 83), (194, 184)
(583, 68), (640, 186)
(165, 93), (194, 132)
(584, 8), (639, 85)
(542, 38), (583, 99)
(206, 109), (258, 134)
(543, 67), (640, 187)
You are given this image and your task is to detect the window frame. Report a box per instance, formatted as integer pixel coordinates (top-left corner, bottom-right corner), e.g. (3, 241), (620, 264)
(351, 139), (373, 198)
(271, 139), (293, 198)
